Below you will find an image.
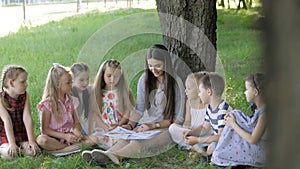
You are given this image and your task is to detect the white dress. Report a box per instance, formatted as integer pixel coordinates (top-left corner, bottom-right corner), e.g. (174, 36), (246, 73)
(169, 107), (207, 149)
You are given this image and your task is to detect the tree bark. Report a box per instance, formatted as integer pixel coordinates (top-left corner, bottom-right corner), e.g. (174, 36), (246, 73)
(156, 0), (217, 79)
(263, 0), (300, 168)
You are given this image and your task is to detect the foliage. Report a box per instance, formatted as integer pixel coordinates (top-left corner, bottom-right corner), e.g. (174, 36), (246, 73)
(0, 7), (262, 169)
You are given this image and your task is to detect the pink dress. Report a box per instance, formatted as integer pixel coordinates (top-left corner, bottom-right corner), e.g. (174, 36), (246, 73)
(38, 95), (79, 145)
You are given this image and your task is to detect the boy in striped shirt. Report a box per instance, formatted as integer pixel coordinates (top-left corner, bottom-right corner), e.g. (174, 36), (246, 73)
(183, 72), (232, 163)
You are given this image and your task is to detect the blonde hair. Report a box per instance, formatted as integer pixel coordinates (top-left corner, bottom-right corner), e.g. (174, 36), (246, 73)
(1, 65), (27, 111)
(42, 64), (71, 122)
(186, 71), (207, 87)
(93, 59), (135, 116)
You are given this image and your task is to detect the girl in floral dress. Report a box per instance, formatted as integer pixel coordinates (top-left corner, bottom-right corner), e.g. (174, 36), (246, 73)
(87, 59), (135, 150)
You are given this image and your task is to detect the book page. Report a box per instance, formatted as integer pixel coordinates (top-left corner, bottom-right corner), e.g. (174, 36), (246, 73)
(105, 126), (162, 140)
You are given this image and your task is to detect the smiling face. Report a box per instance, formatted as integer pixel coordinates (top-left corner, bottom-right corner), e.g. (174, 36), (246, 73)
(103, 67), (121, 90)
(147, 58), (164, 78)
(73, 71), (89, 92)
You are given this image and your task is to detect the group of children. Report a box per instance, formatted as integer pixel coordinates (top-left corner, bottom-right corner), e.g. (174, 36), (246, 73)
(0, 56), (266, 167)
(169, 71), (266, 167)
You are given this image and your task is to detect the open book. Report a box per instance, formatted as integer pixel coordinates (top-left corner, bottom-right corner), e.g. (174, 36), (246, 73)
(105, 126), (162, 140)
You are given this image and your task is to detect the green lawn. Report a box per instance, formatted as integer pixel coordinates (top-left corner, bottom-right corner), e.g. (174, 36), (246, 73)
(0, 6), (262, 169)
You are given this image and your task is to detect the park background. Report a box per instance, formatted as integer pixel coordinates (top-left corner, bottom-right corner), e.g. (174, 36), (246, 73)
(0, 0), (264, 168)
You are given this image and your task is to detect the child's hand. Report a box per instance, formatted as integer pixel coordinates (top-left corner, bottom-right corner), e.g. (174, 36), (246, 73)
(184, 136), (199, 145)
(8, 143), (19, 158)
(65, 133), (81, 143)
(27, 141), (40, 156)
(136, 124), (150, 132)
(182, 124), (190, 129)
(72, 128), (83, 139)
(183, 130), (191, 139)
(225, 113), (236, 127)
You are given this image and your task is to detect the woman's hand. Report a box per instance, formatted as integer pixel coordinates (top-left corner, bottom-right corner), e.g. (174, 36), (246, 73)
(121, 124), (133, 130)
(136, 124), (150, 132)
(8, 143), (19, 158)
(225, 113), (236, 127)
(109, 124), (118, 131)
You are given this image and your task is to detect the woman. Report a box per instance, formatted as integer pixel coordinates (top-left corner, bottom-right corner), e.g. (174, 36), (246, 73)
(82, 44), (185, 165)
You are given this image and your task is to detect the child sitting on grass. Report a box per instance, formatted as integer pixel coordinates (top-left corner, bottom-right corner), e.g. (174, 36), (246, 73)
(0, 65), (39, 159)
(36, 63), (94, 155)
(211, 73), (267, 168)
(183, 72), (232, 164)
(169, 72), (212, 151)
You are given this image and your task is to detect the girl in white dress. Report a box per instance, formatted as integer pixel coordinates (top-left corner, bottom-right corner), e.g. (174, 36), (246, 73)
(169, 72), (212, 155)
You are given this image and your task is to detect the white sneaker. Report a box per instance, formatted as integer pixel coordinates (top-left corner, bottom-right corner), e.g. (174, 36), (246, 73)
(91, 149), (120, 165)
(82, 150), (93, 162)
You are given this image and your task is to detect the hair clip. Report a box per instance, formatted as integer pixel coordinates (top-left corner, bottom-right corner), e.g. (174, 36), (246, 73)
(198, 71), (207, 75)
(53, 63), (60, 68)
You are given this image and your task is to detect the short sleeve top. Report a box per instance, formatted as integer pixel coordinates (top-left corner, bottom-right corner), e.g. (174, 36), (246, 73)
(38, 95), (79, 133)
(204, 100), (232, 135)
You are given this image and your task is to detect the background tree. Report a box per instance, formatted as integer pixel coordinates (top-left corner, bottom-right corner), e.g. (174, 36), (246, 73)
(264, 0), (300, 168)
(155, 0), (217, 80)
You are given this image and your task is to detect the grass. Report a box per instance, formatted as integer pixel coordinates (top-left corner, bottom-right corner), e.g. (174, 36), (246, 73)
(0, 6), (262, 169)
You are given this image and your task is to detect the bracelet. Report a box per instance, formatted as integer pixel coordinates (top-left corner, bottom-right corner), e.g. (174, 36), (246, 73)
(128, 123), (133, 130)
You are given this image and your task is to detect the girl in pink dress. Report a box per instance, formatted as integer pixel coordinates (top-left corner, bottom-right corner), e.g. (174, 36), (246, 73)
(36, 64), (94, 154)
(0, 65), (39, 159)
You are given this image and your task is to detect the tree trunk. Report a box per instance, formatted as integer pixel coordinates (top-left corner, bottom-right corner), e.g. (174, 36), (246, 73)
(264, 0), (300, 168)
(156, 0), (217, 79)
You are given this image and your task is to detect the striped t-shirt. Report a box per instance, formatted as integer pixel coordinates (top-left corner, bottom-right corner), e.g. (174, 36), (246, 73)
(204, 100), (232, 135)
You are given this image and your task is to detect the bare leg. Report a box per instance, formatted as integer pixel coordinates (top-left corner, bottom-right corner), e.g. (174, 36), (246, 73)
(206, 143), (214, 155)
(47, 143), (81, 154)
(192, 144), (208, 156)
(36, 135), (67, 151)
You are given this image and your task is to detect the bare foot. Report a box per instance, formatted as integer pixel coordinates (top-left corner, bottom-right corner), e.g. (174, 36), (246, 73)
(189, 151), (200, 158)
(193, 146), (208, 156)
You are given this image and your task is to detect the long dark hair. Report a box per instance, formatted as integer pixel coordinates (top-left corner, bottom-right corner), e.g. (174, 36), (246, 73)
(145, 44), (175, 120)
